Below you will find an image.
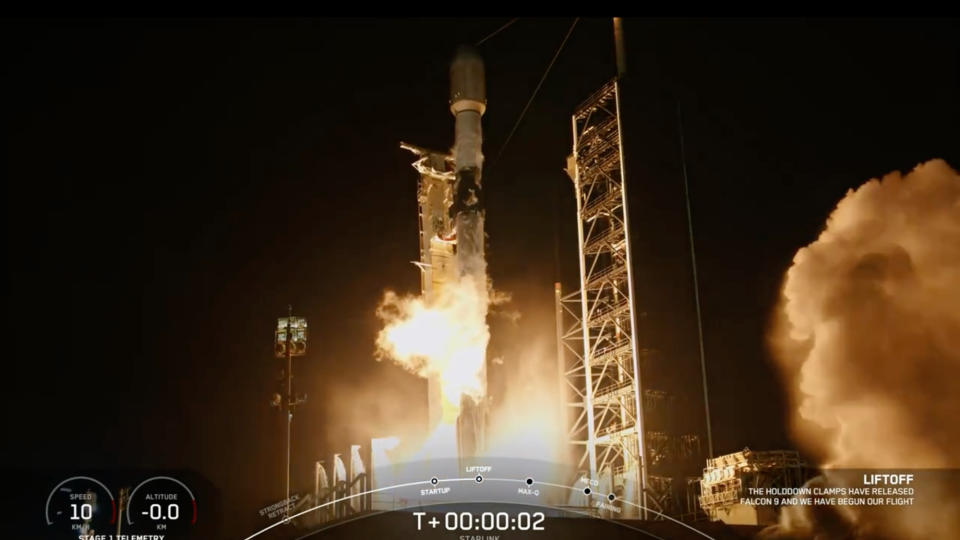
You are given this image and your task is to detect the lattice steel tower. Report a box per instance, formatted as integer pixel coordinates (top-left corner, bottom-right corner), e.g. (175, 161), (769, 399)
(562, 79), (649, 514)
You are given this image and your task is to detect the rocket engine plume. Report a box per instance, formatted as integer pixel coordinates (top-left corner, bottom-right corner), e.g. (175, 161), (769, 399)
(375, 280), (490, 424)
(770, 159), (960, 538)
(374, 46), (491, 460)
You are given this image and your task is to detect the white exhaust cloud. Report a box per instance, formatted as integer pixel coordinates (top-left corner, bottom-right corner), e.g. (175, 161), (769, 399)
(769, 159), (960, 538)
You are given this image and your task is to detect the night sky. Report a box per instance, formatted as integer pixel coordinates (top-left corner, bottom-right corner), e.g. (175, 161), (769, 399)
(4, 18), (958, 537)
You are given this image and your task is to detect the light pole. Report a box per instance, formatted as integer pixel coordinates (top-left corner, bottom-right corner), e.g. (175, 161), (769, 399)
(272, 305), (307, 523)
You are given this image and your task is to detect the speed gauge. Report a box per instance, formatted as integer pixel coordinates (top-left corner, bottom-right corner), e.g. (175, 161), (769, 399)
(45, 476), (115, 537)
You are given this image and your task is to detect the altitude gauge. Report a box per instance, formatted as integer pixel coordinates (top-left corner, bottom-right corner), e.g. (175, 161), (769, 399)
(126, 476), (197, 535)
(45, 476), (115, 537)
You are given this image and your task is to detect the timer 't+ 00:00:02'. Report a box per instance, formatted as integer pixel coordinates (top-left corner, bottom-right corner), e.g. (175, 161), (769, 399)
(414, 511), (546, 531)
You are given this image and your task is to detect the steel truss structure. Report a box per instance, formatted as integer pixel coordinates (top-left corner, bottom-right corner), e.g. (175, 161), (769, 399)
(558, 79), (707, 519)
(296, 446), (373, 528)
(697, 448), (811, 524)
(559, 79), (649, 515)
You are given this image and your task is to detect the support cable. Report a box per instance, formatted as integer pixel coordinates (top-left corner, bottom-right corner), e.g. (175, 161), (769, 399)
(475, 18), (519, 46)
(490, 18), (579, 170)
(677, 102), (714, 458)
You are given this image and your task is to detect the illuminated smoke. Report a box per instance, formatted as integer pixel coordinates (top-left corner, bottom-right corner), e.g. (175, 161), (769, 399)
(770, 159), (960, 538)
(375, 275), (490, 425)
(485, 336), (564, 464)
(374, 271), (562, 465)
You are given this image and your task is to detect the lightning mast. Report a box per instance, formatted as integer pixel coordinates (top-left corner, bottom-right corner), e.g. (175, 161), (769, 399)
(559, 17), (648, 517)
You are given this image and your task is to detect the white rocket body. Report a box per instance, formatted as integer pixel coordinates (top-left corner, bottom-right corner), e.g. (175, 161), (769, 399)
(449, 46), (488, 458)
(450, 46), (486, 281)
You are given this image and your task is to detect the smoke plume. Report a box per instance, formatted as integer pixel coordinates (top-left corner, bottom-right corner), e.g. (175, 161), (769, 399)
(770, 159), (960, 538)
(375, 275), (490, 423)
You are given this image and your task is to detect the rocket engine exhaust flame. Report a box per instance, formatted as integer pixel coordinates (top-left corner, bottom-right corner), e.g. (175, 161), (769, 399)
(768, 159), (960, 538)
(375, 277), (490, 425)
(373, 45), (563, 473)
(373, 45), (497, 461)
